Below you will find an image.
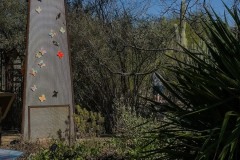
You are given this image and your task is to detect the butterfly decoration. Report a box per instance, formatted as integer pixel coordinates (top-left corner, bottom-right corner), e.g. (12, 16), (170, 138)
(52, 90), (58, 97)
(60, 27), (65, 34)
(38, 60), (46, 68)
(39, 94), (46, 102)
(39, 47), (47, 55)
(31, 85), (37, 92)
(35, 52), (42, 58)
(53, 40), (59, 46)
(35, 6), (42, 14)
(56, 13), (61, 20)
(30, 68), (37, 76)
(49, 30), (57, 38)
(35, 48), (46, 58)
(57, 51), (64, 59)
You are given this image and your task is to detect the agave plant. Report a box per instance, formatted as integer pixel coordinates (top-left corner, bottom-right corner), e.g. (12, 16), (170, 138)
(142, 5), (240, 160)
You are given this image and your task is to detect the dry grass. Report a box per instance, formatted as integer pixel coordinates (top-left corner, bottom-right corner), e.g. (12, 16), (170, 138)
(0, 133), (51, 159)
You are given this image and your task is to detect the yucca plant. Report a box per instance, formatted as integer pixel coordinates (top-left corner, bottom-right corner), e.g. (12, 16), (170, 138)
(141, 4), (240, 160)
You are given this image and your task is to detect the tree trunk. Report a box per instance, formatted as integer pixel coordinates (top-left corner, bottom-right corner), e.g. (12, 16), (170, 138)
(180, 0), (187, 48)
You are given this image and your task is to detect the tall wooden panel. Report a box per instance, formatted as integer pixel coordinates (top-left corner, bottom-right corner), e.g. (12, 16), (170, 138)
(22, 0), (74, 141)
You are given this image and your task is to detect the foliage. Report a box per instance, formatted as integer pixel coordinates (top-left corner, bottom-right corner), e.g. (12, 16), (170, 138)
(143, 5), (240, 160)
(29, 100), (161, 160)
(28, 139), (125, 160)
(0, 0), (26, 53)
(28, 141), (96, 160)
(112, 98), (161, 159)
(68, 4), (174, 132)
(0, 0), (26, 130)
(74, 105), (105, 138)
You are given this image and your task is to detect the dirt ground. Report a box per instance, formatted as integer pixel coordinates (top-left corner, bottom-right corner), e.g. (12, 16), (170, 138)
(0, 132), (51, 159)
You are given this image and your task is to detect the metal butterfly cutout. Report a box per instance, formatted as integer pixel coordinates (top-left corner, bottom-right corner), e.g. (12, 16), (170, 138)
(30, 68), (37, 76)
(36, 6), (42, 14)
(39, 47), (47, 55)
(53, 40), (59, 46)
(35, 52), (42, 58)
(31, 85), (37, 92)
(49, 30), (57, 38)
(56, 13), (61, 20)
(35, 48), (46, 58)
(57, 51), (64, 59)
(52, 90), (58, 97)
(39, 94), (46, 102)
(38, 60), (46, 68)
(60, 27), (65, 34)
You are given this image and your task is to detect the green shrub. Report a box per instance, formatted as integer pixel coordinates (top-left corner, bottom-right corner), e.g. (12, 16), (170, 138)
(74, 105), (105, 138)
(112, 98), (161, 159)
(28, 139), (126, 160)
(144, 5), (240, 160)
(28, 140), (98, 160)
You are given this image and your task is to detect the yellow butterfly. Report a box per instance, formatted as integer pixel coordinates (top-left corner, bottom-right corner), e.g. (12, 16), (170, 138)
(35, 52), (42, 58)
(39, 94), (46, 102)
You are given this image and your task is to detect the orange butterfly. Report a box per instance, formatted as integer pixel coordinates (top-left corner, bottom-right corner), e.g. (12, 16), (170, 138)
(39, 94), (46, 102)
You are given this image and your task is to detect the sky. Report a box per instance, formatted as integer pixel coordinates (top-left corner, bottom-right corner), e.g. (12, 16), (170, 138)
(140, 0), (237, 24)
(145, 0), (236, 17)
(79, 0), (238, 24)
(208, 0), (235, 15)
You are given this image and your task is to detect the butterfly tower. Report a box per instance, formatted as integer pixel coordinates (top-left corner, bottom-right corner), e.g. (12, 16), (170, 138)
(22, 0), (74, 142)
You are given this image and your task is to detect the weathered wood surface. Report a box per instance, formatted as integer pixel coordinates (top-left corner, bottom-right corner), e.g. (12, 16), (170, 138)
(22, 0), (74, 141)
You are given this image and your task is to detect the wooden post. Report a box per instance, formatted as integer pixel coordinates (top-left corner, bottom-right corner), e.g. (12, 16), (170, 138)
(22, 0), (74, 143)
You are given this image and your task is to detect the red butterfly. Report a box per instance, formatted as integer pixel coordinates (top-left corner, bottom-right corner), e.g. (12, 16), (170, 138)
(57, 51), (64, 59)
